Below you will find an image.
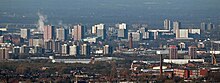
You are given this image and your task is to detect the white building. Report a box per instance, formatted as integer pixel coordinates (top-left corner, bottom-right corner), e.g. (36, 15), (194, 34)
(118, 23), (128, 39)
(179, 29), (188, 38)
(189, 29), (201, 34)
(61, 44), (69, 56)
(69, 45), (79, 56)
(96, 23), (106, 39)
(164, 19), (171, 30)
(20, 29), (30, 39)
(103, 45), (112, 55)
(163, 59), (204, 64)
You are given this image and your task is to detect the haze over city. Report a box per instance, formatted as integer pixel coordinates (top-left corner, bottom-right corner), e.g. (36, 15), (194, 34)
(0, 0), (220, 82)
(0, 0), (220, 27)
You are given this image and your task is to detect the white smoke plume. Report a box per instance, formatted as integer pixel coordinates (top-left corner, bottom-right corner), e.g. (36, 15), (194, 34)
(37, 12), (47, 32)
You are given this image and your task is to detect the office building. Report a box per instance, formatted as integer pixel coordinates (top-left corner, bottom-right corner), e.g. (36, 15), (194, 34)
(188, 46), (197, 59)
(178, 29), (189, 38)
(74, 24), (84, 41)
(53, 40), (61, 53)
(61, 44), (69, 56)
(44, 25), (55, 41)
(44, 40), (53, 50)
(118, 23), (128, 39)
(91, 25), (97, 34)
(71, 28), (74, 38)
(189, 29), (201, 34)
(29, 38), (44, 47)
(96, 23), (106, 40)
(207, 23), (214, 31)
(139, 27), (148, 39)
(103, 45), (113, 55)
(81, 44), (90, 57)
(201, 22), (207, 31)
(173, 21), (181, 34)
(56, 28), (66, 41)
(20, 29), (30, 39)
(164, 19), (171, 30)
(169, 45), (178, 59)
(128, 32), (141, 41)
(69, 45), (79, 56)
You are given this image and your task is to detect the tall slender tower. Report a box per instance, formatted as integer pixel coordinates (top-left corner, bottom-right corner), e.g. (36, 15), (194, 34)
(44, 25), (55, 41)
(129, 33), (133, 49)
(74, 24), (84, 41)
(164, 19), (171, 30)
(173, 21), (180, 33)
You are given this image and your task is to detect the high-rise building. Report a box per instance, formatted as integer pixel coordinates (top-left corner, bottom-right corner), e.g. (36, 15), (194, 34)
(118, 23), (128, 39)
(61, 44), (69, 56)
(164, 19), (171, 30)
(0, 48), (9, 60)
(188, 46), (197, 59)
(103, 45), (113, 55)
(91, 25), (97, 34)
(96, 23), (106, 40)
(169, 45), (178, 59)
(44, 40), (53, 50)
(20, 29), (30, 39)
(53, 40), (61, 53)
(29, 38), (44, 47)
(207, 23), (214, 31)
(69, 45), (79, 56)
(173, 21), (181, 34)
(128, 32), (142, 41)
(56, 28), (67, 41)
(81, 43), (90, 57)
(44, 25), (55, 41)
(71, 28), (74, 39)
(178, 29), (189, 38)
(154, 31), (159, 40)
(139, 27), (148, 39)
(129, 33), (133, 49)
(201, 22), (207, 31)
(74, 24), (84, 41)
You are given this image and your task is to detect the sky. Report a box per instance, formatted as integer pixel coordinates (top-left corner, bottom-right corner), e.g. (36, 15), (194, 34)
(0, 0), (220, 28)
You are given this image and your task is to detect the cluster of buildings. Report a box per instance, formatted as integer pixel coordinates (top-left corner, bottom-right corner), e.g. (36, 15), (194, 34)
(0, 19), (218, 62)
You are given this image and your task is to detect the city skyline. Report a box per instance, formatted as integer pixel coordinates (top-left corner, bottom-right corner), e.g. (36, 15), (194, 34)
(0, 0), (220, 82)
